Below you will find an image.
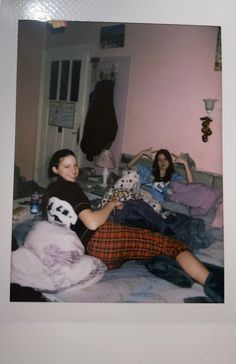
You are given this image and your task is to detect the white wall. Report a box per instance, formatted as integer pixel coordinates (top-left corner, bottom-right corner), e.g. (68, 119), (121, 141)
(1, 1), (236, 363)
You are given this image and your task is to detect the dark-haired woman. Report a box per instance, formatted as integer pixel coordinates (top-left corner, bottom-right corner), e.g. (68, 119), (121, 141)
(127, 147), (193, 203)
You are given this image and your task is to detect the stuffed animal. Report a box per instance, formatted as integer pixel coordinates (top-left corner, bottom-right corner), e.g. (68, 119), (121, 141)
(99, 170), (162, 215)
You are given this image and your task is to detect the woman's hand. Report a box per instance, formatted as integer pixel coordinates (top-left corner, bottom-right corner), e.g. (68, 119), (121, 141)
(142, 147), (157, 160)
(171, 152), (193, 183)
(171, 153), (187, 165)
(110, 197), (124, 210)
(128, 147), (157, 169)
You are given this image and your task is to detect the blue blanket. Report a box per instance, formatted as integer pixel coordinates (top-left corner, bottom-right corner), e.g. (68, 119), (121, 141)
(111, 200), (215, 250)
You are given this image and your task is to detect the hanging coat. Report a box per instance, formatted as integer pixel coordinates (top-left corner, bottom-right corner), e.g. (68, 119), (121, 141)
(80, 79), (118, 161)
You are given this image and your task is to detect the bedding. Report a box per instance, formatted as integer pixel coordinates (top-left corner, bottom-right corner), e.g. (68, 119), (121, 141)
(162, 181), (223, 230)
(11, 154), (224, 303)
(96, 167), (221, 251)
(11, 211), (223, 303)
(111, 199), (216, 251)
(41, 220), (223, 303)
(165, 181), (222, 218)
(11, 221), (106, 292)
(42, 236), (223, 303)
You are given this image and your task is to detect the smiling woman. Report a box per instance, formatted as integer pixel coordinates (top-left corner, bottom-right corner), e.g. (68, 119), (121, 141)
(49, 149), (79, 182)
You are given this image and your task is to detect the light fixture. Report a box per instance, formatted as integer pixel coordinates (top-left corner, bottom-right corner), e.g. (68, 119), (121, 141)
(94, 149), (116, 187)
(202, 99), (217, 115)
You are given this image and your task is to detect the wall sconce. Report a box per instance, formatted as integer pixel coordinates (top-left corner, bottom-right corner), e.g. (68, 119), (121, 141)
(200, 99), (217, 143)
(202, 98), (217, 116)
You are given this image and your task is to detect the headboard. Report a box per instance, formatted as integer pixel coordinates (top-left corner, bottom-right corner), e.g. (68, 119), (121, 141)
(119, 153), (223, 189)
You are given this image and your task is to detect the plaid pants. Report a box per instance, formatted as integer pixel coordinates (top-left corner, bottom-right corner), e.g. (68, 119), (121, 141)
(87, 221), (187, 270)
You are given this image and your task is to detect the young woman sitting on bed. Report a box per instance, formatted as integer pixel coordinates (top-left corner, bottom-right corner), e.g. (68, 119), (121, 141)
(127, 148), (193, 203)
(41, 149), (223, 303)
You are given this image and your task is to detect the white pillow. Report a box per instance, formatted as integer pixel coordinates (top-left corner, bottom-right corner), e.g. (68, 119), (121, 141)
(24, 221), (85, 265)
(11, 221), (107, 292)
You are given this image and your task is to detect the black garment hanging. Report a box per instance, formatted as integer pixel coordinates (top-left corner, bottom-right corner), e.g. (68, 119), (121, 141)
(80, 79), (118, 161)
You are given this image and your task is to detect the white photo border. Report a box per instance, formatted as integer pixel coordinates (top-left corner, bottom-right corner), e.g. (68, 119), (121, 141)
(0, 0), (236, 324)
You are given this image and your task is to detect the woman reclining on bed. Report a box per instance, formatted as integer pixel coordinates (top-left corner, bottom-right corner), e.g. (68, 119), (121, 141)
(127, 147), (193, 203)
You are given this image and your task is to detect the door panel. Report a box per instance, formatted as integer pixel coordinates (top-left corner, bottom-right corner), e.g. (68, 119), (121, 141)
(35, 46), (91, 187)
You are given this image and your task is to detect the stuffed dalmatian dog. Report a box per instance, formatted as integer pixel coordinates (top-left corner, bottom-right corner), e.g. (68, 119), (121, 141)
(115, 170), (141, 192)
(99, 170), (162, 215)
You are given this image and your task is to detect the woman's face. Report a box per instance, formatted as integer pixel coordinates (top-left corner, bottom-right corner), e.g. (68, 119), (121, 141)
(52, 155), (79, 182)
(157, 153), (170, 171)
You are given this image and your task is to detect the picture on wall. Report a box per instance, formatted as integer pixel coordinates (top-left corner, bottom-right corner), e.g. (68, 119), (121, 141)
(100, 23), (125, 49)
(48, 101), (76, 129)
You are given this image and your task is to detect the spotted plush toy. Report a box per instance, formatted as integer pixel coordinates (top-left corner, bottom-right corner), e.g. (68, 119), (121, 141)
(114, 170), (141, 192)
(99, 170), (162, 215)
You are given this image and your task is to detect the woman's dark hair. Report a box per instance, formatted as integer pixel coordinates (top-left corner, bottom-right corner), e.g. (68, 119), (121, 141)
(152, 149), (175, 182)
(48, 149), (76, 178)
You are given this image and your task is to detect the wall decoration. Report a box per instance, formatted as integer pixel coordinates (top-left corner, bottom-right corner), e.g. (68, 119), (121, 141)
(215, 27), (222, 71)
(200, 116), (213, 142)
(100, 24), (125, 49)
(48, 100), (76, 129)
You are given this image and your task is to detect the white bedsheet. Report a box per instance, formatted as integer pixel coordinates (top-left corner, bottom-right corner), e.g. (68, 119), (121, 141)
(42, 231), (224, 303)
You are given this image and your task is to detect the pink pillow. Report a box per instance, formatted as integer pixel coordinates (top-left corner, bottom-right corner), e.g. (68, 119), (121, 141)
(211, 201), (223, 228)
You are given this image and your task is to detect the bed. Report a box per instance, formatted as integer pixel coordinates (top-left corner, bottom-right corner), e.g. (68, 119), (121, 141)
(11, 154), (224, 303)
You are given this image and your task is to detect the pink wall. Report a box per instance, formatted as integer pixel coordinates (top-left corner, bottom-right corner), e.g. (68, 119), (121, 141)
(122, 24), (222, 174)
(46, 22), (222, 174)
(16, 22), (222, 179)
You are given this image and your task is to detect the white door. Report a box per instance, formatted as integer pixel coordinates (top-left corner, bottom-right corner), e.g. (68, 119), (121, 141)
(34, 45), (91, 187)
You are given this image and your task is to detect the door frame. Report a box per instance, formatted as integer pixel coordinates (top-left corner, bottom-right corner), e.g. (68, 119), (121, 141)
(34, 44), (92, 184)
